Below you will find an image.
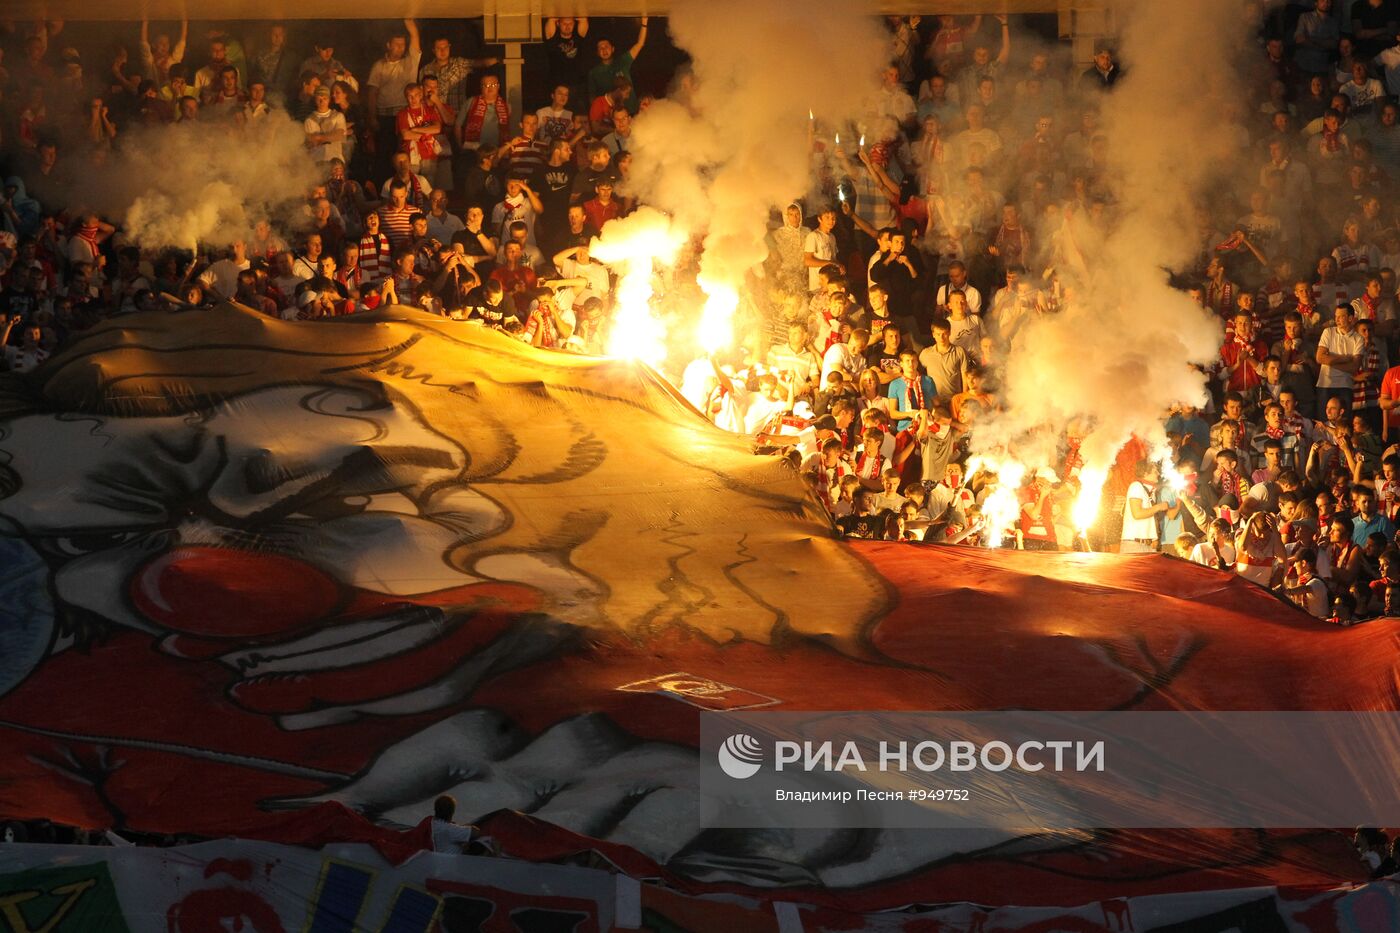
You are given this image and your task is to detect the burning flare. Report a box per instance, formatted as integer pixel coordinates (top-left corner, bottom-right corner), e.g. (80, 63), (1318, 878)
(590, 208), (687, 367)
(696, 278), (739, 355)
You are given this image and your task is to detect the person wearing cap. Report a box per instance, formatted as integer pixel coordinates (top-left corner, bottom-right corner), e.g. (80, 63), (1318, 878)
(304, 85), (347, 164)
(290, 286), (331, 321)
(301, 42), (359, 95)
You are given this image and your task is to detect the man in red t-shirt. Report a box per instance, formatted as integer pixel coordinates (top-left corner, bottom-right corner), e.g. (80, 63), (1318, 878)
(490, 242), (539, 299)
(582, 179), (622, 235)
(1377, 361), (1400, 438)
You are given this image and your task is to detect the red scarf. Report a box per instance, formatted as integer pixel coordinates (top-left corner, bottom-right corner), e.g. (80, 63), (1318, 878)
(1063, 437), (1084, 475)
(904, 375), (926, 412)
(1359, 292), (1380, 320)
(1206, 279), (1234, 315)
(814, 458), (843, 512)
(1217, 470), (1241, 500)
(1333, 540), (1356, 570)
(72, 223), (101, 259)
(528, 308), (560, 349)
(857, 450), (884, 479)
(462, 94), (509, 144)
(393, 172), (429, 210)
(1354, 341), (1381, 409)
(1322, 127), (1342, 152)
(402, 104), (443, 161)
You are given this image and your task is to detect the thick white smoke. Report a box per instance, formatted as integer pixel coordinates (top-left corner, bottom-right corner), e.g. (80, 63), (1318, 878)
(602, 0), (888, 354)
(69, 113), (322, 252)
(985, 0), (1238, 473)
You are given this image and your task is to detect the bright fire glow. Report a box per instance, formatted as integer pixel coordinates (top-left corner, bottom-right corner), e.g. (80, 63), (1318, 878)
(590, 211), (686, 367)
(606, 263), (667, 366)
(1155, 444), (1188, 494)
(966, 457), (1026, 548)
(1073, 465), (1108, 533)
(696, 278), (739, 355)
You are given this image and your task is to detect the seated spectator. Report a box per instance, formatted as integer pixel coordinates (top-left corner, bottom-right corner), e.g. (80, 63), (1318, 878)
(490, 241), (539, 299)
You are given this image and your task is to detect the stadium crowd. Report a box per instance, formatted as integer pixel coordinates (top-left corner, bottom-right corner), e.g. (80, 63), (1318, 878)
(7, 5), (1400, 622)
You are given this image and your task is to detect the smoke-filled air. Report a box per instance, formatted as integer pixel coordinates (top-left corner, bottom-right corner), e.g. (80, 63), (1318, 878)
(599, 0), (888, 364)
(610, 0), (1246, 541)
(66, 113), (322, 253)
(972, 0), (1243, 533)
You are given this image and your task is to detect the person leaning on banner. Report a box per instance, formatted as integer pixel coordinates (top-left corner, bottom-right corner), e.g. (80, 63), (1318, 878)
(431, 794), (496, 855)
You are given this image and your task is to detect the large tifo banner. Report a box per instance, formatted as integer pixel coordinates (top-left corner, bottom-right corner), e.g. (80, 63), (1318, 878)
(0, 840), (1398, 933)
(7, 307), (1400, 914)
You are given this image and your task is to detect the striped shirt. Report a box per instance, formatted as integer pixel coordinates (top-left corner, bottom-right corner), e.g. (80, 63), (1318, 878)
(376, 206), (422, 250)
(506, 136), (550, 179)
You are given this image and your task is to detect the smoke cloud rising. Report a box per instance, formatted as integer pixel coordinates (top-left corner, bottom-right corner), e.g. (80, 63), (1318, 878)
(984, 0), (1238, 471)
(68, 114), (322, 252)
(611, 0), (887, 323)
(617, 0), (1238, 488)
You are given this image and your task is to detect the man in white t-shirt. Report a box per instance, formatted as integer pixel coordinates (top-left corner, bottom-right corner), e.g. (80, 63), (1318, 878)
(1121, 461), (1167, 552)
(935, 260), (983, 315)
(1315, 302), (1364, 418)
(201, 240), (251, 301)
(430, 795), (478, 853)
(803, 209), (840, 293)
(822, 327), (869, 384)
(1189, 518), (1238, 571)
(303, 86), (347, 163)
(366, 19), (422, 173)
(552, 242), (610, 297)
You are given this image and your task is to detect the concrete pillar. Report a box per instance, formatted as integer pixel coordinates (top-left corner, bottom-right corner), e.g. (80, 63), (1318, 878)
(484, 0), (541, 124)
(1059, 0), (1117, 67)
(504, 42), (524, 124)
